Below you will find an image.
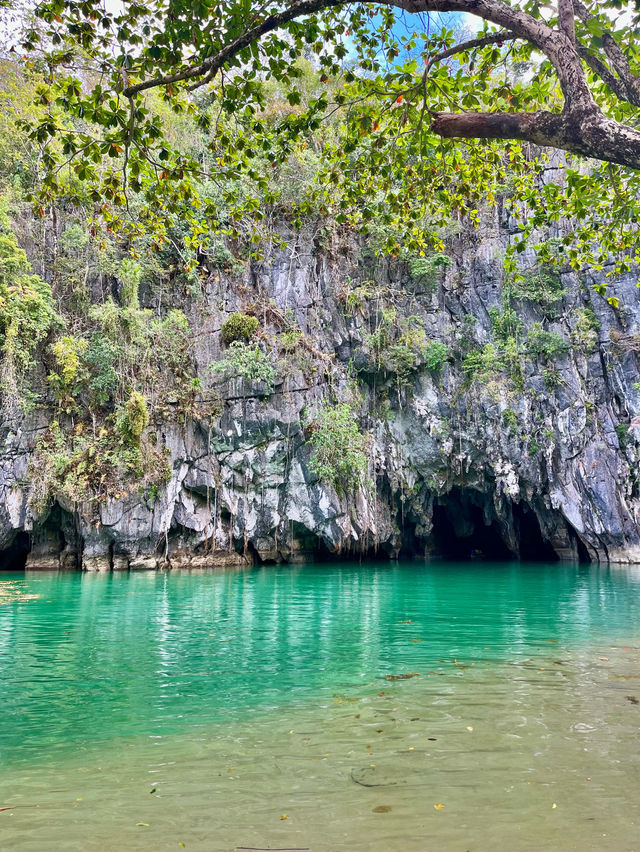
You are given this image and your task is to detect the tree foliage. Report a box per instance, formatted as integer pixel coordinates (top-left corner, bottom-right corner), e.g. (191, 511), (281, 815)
(3, 0), (640, 291)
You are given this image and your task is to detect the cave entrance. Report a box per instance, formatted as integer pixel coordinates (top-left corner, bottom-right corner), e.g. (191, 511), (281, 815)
(0, 504), (84, 571)
(430, 488), (558, 562)
(431, 492), (513, 560)
(0, 532), (31, 571)
(25, 503), (82, 570)
(512, 502), (559, 562)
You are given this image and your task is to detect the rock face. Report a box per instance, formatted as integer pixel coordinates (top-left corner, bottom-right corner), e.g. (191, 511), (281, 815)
(2, 208), (640, 569)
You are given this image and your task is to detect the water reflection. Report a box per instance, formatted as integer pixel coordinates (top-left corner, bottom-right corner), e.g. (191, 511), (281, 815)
(0, 561), (639, 769)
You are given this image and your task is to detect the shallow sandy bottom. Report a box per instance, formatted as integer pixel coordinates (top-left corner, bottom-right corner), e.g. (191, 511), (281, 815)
(3, 642), (639, 851)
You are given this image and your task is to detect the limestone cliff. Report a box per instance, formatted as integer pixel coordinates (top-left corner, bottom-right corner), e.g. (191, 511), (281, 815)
(2, 207), (640, 570)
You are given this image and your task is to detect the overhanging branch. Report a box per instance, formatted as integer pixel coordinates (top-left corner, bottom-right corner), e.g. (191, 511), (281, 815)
(430, 107), (640, 169)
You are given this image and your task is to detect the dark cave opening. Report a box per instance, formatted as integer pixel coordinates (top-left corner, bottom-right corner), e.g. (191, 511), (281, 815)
(0, 532), (31, 571)
(284, 489), (576, 564)
(512, 502), (559, 562)
(30, 503), (82, 570)
(429, 488), (559, 562)
(431, 498), (514, 560)
(0, 504), (83, 572)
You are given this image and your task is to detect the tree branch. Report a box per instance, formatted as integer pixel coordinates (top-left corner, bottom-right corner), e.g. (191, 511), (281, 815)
(114, 0), (640, 172)
(431, 107), (640, 170)
(573, 0), (640, 105)
(381, 1), (593, 111)
(558, 0), (576, 45)
(425, 30), (519, 70)
(578, 46), (640, 107)
(124, 0), (344, 97)
(431, 110), (567, 146)
(601, 33), (640, 102)
(126, 0), (591, 112)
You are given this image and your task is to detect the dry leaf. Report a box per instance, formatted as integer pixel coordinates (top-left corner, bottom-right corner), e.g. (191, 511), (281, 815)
(434, 803), (445, 811)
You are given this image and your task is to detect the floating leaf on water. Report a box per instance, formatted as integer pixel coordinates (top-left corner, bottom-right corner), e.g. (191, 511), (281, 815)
(434, 803), (445, 811)
(552, 803), (557, 809)
(136, 823), (149, 827)
(600, 657), (609, 662)
(466, 726), (473, 732)
(626, 695), (639, 705)
(178, 844), (185, 848)
(280, 814), (288, 820)
(372, 805), (392, 813)
(149, 788), (156, 794)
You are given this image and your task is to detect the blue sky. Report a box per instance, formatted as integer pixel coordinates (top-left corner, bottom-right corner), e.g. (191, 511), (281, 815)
(390, 10), (474, 41)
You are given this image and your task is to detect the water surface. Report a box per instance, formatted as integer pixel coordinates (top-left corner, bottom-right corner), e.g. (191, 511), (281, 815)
(1, 561), (639, 850)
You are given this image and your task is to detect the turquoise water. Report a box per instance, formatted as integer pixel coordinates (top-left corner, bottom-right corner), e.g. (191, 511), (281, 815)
(1, 561), (640, 850)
